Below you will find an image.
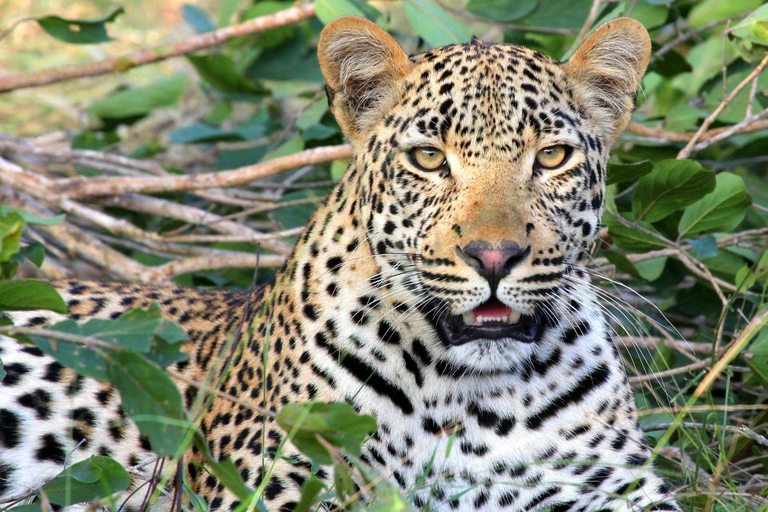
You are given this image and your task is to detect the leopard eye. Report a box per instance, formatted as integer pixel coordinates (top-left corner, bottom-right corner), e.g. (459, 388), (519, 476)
(535, 145), (570, 169)
(410, 147), (447, 172)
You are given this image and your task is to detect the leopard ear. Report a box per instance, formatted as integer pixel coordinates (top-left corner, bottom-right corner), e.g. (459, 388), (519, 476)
(563, 18), (651, 142)
(318, 16), (411, 138)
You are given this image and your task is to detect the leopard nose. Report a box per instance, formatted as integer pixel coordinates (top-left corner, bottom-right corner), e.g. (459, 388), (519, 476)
(458, 240), (530, 290)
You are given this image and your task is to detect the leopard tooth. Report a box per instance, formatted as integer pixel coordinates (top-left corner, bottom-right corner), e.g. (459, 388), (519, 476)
(508, 310), (522, 324)
(462, 312), (476, 325)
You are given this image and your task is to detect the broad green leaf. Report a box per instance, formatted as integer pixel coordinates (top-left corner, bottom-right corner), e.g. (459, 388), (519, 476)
(30, 307), (186, 380)
(334, 462), (356, 498)
(635, 257), (668, 282)
(755, 250), (768, 282)
(603, 251), (645, 281)
(31, 320), (111, 381)
(188, 54), (266, 95)
(296, 98), (329, 131)
(276, 402), (377, 465)
(182, 4), (215, 34)
(678, 172), (752, 237)
(331, 159), (350, 180)
(78, 306), (164, 351)
(90, 75), (187, 119)
(729, 4), (768, 46)
(702, 249), (747, 281)
(466, 0), (536, 22)
(295, 476), (325, 512)
(273, 190), (326, 231)
(171, 123), (246, 144)
(686, 234), (719, 259)
(735, 265), (756, 293)
(218, 0), (241, 27)
(605, 214), (668, 253)
(0, 210), (24, 262)
(0, 280), (67, 313)
(17, 241), (46, 268)
(630, 2), (668, 29)
(42, 456), (130, 506)
(315, 0), (366, 24)
(106, 351), (189, 456)
(607, 160), (654, 186)
(651, 49), (693, 78)
(523, 0), (592, 29)
(688, 0), (762, 29)
(632, 159), (716, 223)
(0, 206), (64, 226)
(747, 328), (768, 387)
(404, 0), (471, 48)
(37, 8), (124, 44)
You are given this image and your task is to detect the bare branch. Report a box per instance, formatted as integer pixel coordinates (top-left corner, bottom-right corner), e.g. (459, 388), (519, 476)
(0, 5), (316, 93)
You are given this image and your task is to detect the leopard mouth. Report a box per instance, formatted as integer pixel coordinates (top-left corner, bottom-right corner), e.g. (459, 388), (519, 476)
(429, 298), (542, 346)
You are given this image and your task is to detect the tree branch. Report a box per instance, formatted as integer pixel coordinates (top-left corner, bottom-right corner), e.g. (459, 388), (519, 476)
(0, 4), (316, 94)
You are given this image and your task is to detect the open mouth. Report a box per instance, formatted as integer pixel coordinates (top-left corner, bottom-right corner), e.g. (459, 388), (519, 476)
(432, 298), (541, 346)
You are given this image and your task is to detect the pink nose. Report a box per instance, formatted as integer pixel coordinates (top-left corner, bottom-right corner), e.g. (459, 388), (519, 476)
(458, 240), (530, 290)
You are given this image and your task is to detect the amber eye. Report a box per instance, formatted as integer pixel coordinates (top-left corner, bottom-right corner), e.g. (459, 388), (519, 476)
(410, 147), (447, 171)
(535, 145), (569, 169)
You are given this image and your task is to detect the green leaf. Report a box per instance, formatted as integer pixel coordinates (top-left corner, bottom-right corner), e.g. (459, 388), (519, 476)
(687, 234), (719, 259)
(635, 257), (668, 282)
(17, 241), (46, 268)
(295, 476), (325, 512)
(315, 0), (366, 24)
(89, 75), (188, 119)
(735, 265), (756, 293)
(171, 123), (245, 144)
(0, 206), (64, 226)
(30, 320), (111, 381)
(729, 4), (768, 46)
(78, 305), (165, 351)
(276, 402), (377, 465)
(688, 0), (762, 29)
(678, 172), (752, 237)
(651, 49), (693, 78)
(36, 8), (124, 45)
(605, 214), (668, 253)
(29, 306), (187, 380)
(466, 0), (536, 22)
(747, 328), (768, 387)
(0, 210), (25, 262)
(607, 160), (654, 186)
(0, 280), (67, 313)
(106, 351), (189, 457)
(632, 159), (716, 223)
(404, 0), (471, 48)
(188, 54), (265, 95)
(604, 251), (645, 281)
(331, 159), (350, 181)
(41, 456), (130, 506)
(0, 358), (5, 381)
(296, 98), (329, 131)
(182, 4), (214, 34)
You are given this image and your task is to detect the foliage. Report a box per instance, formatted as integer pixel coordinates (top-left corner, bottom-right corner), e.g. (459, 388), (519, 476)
(1, 0), (768, 510)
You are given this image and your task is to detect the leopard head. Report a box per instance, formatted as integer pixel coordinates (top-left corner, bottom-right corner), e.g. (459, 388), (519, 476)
(319, 17), (650, 363)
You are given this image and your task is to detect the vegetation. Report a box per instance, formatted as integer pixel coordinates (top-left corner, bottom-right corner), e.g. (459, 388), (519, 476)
(1, 0), (767, 510)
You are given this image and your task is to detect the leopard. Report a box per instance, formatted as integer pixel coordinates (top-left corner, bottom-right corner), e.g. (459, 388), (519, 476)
(0, 16), (682, 512)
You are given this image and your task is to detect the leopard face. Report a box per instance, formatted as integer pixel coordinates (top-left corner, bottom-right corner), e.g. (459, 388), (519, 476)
(319, 17), (650, 371)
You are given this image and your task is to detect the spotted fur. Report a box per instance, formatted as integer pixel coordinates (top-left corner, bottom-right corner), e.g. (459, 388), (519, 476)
(0, 17), (680, 511)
